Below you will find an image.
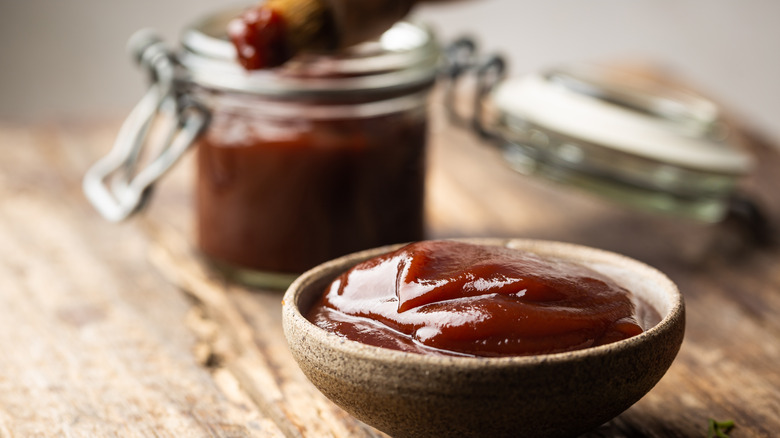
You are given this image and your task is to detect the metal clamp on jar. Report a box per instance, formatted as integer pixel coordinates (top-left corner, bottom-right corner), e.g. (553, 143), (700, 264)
(84, 6), (440, 289)
(442, 38), (757, 227)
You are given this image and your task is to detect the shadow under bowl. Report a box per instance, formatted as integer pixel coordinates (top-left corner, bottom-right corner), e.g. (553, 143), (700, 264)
(282, 238), (685, 438)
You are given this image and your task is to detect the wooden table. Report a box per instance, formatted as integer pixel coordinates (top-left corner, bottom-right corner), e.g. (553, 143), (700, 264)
(1, 97), (779, 437)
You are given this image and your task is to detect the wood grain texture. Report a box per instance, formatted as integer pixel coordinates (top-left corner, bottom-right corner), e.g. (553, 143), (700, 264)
(1, 88), (779, 437)
(0, 123), (279, 437)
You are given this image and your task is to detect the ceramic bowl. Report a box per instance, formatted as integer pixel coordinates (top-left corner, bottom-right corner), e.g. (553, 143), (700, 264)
(282, 239), (685, 438)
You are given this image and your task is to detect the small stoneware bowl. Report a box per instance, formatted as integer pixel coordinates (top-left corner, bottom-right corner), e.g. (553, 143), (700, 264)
(282, 239), (685, 438)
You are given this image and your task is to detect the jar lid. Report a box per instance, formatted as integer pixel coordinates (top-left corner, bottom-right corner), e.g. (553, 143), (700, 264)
(492, 66), (752, 175)
(178, 6), (440, 97)
(486, 63), (755, 222)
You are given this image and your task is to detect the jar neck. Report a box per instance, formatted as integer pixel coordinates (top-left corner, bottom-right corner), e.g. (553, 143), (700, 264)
(190, 85), (432, 120)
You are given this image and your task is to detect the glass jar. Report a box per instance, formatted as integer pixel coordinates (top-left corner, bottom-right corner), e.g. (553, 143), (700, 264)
(83, 6), (440, 288)
(442, 42), (754, 224)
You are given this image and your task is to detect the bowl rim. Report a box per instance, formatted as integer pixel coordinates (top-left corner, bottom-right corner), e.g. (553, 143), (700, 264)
(282, 238), (685, 369)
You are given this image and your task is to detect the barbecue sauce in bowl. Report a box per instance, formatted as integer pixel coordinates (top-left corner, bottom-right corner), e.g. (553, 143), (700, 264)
(307, 240), (646, 357)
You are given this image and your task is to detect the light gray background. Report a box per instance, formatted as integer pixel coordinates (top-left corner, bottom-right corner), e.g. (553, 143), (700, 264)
(1, 0), (778, 140)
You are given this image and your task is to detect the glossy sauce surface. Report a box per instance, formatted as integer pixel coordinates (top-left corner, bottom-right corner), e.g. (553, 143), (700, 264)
(307, 241), (645, 357)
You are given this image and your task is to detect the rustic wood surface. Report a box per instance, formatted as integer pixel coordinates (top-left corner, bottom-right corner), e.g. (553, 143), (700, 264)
(1, 94), (779, 437)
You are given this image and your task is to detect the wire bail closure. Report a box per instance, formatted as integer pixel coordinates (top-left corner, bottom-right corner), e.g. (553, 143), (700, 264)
(441, 37), (506, 140)
(83, 30), (209, 222)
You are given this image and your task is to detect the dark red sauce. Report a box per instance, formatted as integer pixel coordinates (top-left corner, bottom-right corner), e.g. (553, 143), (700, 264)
(196, 109), (427, 276)
(307, 241), (645, 357)
(228, 5), (291, 70)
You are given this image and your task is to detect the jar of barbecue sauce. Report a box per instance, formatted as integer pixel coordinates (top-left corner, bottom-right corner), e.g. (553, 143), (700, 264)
(83, 7), (440, 288)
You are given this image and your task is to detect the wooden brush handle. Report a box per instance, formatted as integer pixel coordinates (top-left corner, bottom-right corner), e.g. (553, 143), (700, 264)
(324, 0), (444, 48)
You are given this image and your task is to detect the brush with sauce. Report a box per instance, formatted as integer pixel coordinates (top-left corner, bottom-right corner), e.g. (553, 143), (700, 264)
(229, 0), (447, 69)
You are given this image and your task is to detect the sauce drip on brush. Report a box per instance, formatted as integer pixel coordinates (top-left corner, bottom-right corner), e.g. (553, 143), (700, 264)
(228, 0), (337, 70)
(228, 5), (292, 69)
